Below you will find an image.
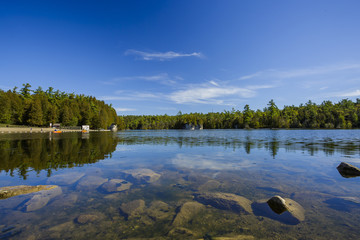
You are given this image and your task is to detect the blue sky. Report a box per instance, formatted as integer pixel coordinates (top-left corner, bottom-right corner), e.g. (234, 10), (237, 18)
(1, 0), (360, 115)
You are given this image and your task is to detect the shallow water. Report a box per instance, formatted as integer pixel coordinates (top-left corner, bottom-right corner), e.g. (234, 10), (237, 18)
(0, 129), (360, 239)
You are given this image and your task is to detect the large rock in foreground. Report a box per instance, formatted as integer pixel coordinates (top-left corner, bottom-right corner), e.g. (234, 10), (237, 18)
(0, 185), (59, 200)
(267, 195), (288, 214)
(252, 196), (305, 225)
(337, 162), (360, 178)
(194, 192), (252, 214)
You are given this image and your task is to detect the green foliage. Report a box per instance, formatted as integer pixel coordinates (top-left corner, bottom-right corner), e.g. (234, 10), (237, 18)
(118, 99), (360, 130)
(0, 84), (117, 128)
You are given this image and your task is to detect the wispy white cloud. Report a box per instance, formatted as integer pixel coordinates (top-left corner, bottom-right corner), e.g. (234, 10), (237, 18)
(337, 89), (360, 97)
(239, 72), (263, 80)
(102, 73), (179, 87)
(125, 49), (203, 61)
(169, 85), (255, 104)
(209, 80), (219, 87)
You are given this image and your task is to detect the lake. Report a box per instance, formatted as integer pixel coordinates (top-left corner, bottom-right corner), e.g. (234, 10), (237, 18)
(1, 129), (360, 239)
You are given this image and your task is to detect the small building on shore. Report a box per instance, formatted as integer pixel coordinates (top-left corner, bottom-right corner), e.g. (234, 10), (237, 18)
(109, 123), (118, 132)
(184, 123), (203, 130)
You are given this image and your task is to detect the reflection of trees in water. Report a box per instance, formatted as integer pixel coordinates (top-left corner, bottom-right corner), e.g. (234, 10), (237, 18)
(117, 135), (360, 157)
(0, 133), (117, 179)
(1, 132), (360, 179)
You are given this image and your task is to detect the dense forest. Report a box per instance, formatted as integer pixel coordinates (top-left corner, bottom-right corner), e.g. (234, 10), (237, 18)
(1, 84), (360, 130)
(0, 84), (117, 129)
(117, 99), (360, 130)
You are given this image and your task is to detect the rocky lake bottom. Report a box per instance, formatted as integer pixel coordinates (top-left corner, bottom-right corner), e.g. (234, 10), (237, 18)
(1, 130), (360, 239)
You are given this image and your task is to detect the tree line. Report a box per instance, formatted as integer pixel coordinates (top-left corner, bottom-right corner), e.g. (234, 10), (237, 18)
(1, 84), (359, 130)
(0, 84), (117, 129)
(117, 99), (360, 130)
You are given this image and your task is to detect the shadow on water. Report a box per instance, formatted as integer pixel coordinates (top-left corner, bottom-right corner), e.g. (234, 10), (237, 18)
(252, 201), (301, 225)
(324, 198), (360, 212)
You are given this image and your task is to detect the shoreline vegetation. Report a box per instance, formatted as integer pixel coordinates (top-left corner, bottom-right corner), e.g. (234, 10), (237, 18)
(0, 126), (110, 133)
(1, 84), (360, 130)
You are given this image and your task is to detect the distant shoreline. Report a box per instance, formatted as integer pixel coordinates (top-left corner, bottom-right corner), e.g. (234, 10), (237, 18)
(0, 127), (110, 133)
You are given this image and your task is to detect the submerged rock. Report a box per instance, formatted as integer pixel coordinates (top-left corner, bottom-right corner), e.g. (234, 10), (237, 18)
(172, 201), (205, 226)
(337, 162), (360, 178)
(100, 179), (132, 193)
(76, 213), (104, 224)
(146, 201), (172, 221)
(252, 196), (305, 225)
(0, 185), (59, 200)
(124, 169), (161, 183)
(23, 186), (62, 212)
(194, 192), (252, 214)
(120, 199), (145, 219)
(76, 176), (108, 190)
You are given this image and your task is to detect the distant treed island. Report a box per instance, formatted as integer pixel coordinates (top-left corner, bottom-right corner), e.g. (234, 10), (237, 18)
(0, 84), (359, 130)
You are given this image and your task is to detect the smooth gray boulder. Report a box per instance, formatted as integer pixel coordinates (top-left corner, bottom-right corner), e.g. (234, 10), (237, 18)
(337, 162), (360, 178)
(267, 195), (287, 214)
(194, 192), (252, 214)
(252, 196), (305, 225)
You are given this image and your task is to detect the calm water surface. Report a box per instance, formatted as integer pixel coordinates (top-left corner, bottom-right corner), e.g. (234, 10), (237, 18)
(1, 129), (360, 239)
